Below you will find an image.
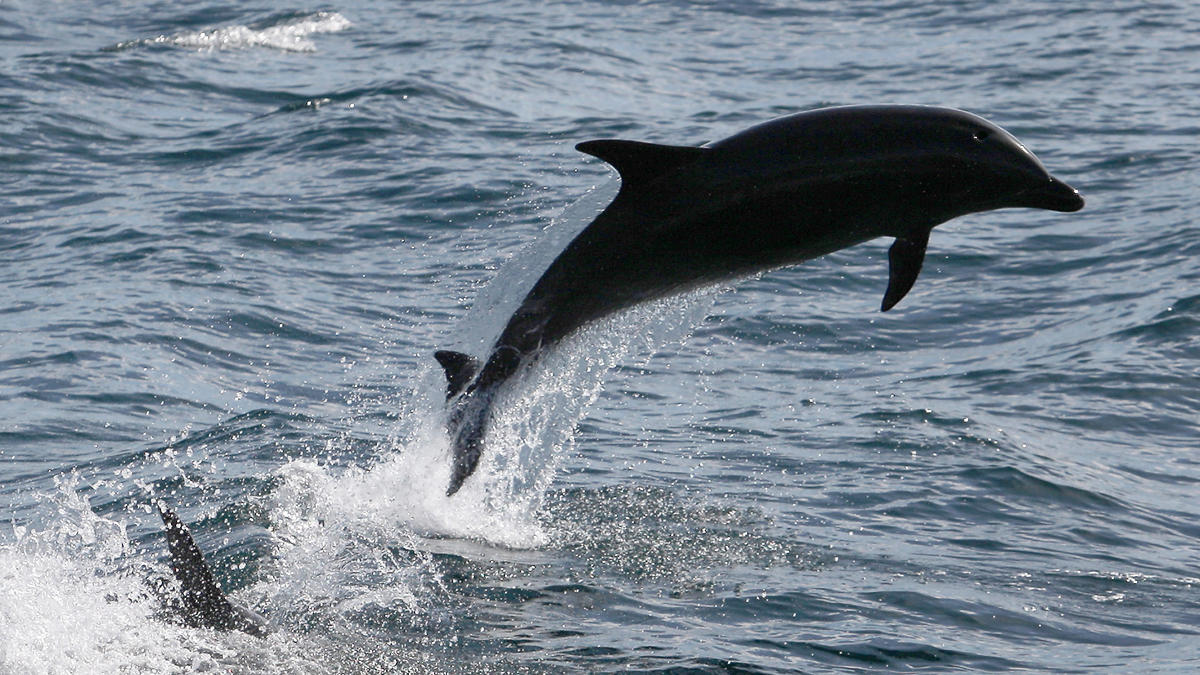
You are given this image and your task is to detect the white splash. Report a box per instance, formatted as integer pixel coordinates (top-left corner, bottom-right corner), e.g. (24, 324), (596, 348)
(130, 11), (351, 53)
(264, 175), (717, 552)
(270, 420), (551, 554)
(0, 475), (321, 674)
(257, 183), (620, 554)
(265, 284), (716, 556)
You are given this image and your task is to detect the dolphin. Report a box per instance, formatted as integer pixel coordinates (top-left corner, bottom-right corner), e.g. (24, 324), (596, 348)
(436, 105), (1084, 496)
(157, 502), (270, 637)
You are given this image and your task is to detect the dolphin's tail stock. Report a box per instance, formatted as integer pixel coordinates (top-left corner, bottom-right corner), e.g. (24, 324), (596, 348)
(156, 502), (269, 637)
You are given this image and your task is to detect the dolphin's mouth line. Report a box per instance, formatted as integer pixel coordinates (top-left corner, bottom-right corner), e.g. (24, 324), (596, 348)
(1016, 176), (1085, 212)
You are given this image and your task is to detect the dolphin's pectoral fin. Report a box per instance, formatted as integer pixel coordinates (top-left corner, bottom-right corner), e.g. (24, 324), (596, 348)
(881, 231), (931, 312)
(434, 350), (481, 399)
(576, 139), (708, 190)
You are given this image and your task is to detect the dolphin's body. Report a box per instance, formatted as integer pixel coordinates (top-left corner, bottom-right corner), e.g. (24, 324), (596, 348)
(436, 105), (1084, 496)
(157, 503), (269, 637)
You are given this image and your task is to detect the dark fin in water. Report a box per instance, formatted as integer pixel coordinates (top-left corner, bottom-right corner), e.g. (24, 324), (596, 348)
(157, 503), (269, 637)
(434, 350), (481, 399)
(576, 139), (707, 190)
(881, 231), (931, 312)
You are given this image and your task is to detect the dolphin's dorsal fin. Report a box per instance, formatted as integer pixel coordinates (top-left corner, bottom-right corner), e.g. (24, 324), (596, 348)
(881, 231), (931, 311)
(435, 350), (480, 399)
(157, 503), (239, 629)
(158, 503), (230, 621)
(157, 502), (270, 637)
(576, 140), (707, 190)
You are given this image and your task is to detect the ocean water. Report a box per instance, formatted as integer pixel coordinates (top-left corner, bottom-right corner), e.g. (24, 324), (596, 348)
(1, 1), (1198, 673)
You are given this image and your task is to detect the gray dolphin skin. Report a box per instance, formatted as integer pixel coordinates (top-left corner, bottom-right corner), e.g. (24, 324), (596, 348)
(436, 105), (1084, 496)
(157, 503), (269, 637)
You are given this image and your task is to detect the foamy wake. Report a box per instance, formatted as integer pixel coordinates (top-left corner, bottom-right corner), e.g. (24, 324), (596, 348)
(115, 11), (351, 53)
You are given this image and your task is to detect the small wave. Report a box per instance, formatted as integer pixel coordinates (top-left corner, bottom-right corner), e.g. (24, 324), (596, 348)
(548, 484), (819, 589)
(745, 637), (1029, 671)
(113, 11), (351, 53)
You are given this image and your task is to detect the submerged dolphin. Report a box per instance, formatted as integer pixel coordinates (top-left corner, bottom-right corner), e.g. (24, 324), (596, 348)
(157, 503), (269, 637)
(436, 105), (1084, 495)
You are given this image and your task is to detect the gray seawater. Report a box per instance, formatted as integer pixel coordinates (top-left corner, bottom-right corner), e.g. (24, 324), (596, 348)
(1, 1), (1197, 672)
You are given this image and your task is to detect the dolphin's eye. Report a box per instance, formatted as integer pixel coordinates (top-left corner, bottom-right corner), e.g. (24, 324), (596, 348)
(973, 129), (991, 142)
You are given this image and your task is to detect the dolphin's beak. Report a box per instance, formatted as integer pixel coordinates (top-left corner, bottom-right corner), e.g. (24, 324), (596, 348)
(1016, 175), (1085, 212)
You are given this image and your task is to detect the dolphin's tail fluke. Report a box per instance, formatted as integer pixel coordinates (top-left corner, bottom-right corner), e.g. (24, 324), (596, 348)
(447, 437), (482, 496)
(435, 349), (488, 495)
(445, 390), (492, 496)
(157, 502), (269, 637)
(438, 346), (527, 496)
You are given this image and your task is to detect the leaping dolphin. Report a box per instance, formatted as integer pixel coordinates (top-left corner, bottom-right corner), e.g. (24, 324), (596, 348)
(436, 105), (1084, 496)
(157, 502), (269, 637)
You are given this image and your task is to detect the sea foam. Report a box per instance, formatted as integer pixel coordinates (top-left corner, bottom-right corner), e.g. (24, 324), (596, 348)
(115, 11), (351, 53)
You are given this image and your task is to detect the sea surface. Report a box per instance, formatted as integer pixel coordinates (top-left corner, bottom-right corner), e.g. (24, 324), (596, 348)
(1, 1), (1198, 673)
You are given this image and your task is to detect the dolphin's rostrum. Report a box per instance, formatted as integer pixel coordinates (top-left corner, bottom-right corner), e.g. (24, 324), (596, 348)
(437, 105), (1084, 496)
